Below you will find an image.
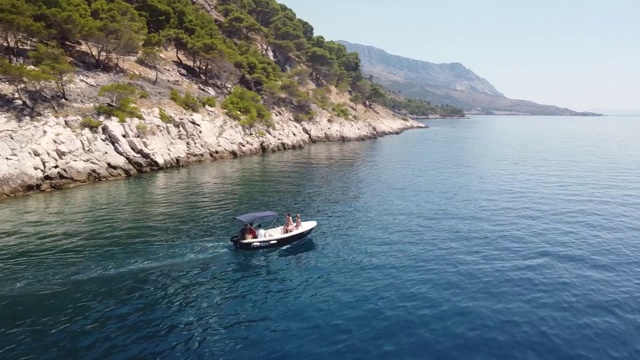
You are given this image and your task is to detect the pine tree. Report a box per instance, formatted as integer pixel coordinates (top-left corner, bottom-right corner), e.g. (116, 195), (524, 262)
(30, 44), (74, 100)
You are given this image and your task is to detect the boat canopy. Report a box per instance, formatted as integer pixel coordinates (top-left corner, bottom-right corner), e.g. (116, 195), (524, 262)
(233, 211), (278, 224)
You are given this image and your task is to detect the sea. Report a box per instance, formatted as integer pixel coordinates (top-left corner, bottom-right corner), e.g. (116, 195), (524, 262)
(1, 115), (639, 359)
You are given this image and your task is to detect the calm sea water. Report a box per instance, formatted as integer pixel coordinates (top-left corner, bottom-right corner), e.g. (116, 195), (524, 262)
(1, 116), (640, 359)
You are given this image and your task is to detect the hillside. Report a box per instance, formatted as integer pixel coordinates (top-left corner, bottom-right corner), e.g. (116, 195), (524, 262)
(339, 41), (601, 116)
(0, 0), (462, 122)
(0, 0), (430, 198)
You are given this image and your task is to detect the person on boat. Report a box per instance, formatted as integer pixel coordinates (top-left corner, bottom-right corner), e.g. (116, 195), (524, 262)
(257, 224), (265, 239)
(247, 223), (257, 239)
(239, 223), (249, 239)
(295, 214), (302, 230)
(284, 213), (294, 234)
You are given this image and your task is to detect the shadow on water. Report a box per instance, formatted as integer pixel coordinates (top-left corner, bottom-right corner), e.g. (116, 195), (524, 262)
(221, 237), (317, 279)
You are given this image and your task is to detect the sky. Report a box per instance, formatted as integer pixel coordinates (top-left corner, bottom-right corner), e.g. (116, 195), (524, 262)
(279, 0), (640, 113)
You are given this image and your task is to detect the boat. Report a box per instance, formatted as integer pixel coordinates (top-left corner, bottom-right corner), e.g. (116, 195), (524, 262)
(229, 211), (318, 250)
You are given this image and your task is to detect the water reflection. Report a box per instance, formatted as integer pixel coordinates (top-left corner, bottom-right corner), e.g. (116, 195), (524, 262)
(0, 137), (395, 358)
(2, 117), (640, 359)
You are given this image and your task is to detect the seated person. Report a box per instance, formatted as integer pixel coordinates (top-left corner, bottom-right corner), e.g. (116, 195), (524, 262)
(284, 213), (294, 234)
(239, 224), (249, 239)
(295, 214), (302, 229)
(257, 224), (266, 239)
(247, 223), (257, 239)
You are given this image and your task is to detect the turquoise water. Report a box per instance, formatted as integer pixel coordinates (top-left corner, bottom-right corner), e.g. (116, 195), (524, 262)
(1, 116), (640, 359)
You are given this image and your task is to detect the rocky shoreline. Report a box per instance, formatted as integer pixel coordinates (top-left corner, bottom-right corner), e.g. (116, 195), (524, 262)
(0, 107), (425, 199)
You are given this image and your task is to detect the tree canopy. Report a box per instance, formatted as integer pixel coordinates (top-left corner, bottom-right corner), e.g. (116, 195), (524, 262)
(0, 0), (464, 119)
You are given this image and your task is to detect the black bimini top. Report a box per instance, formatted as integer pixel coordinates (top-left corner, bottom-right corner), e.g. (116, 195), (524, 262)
(234, 211), (278, 224)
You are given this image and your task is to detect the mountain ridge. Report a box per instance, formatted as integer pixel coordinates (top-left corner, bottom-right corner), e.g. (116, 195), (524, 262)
(339, 41), (601, 116)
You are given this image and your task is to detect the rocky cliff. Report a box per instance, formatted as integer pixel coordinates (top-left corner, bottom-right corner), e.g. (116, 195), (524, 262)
(0, 99), (424, 199)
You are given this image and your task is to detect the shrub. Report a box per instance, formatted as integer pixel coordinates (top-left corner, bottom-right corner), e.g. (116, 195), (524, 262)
(256, 130), (266, 136)
(127, 73), (144, 81)
(181, 92), (200, 111)
(312, 87), (331, 110)
(96, 98), (142, 122)
(99, 83), (138, 101)
(222, 86), (272, 127)
(96, 83), (143, 122)
(279, 79), (300, 98)
(136, 123), (149, 136)
(138, 90), (149, 99)
(262, 81), (282, 99)
(80, 117), (103, 130)
(200, 96), (216, 107)
(293, 110), (315, 123)
(158, 108), (174, 124)
(336, 80), (350, 92)
(172, 90), (200, 111)
(169, 89), (180, 102)
(331, 103), (350, 119)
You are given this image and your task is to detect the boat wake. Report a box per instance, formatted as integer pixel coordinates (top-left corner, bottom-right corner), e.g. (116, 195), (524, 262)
(2, 240), (231, 296)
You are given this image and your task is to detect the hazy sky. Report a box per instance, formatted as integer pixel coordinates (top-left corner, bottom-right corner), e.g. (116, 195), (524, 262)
(279, 0), (640, 112)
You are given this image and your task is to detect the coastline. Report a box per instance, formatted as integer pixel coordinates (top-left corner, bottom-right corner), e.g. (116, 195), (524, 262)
(410, 115), (470, 120)
(0, 107), (425, 199)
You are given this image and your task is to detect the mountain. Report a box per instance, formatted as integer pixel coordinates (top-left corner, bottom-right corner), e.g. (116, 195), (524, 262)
(339, 41), (601, 116)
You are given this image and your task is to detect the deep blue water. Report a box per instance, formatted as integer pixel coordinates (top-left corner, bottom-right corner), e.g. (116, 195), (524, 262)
(1, 116), (640, 359)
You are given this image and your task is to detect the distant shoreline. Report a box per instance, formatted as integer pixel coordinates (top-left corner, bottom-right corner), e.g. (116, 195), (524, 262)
(464, 112), (604, 117)
(411, 115), (470, 120)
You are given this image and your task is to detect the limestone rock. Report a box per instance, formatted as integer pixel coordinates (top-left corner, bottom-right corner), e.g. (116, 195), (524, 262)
(0, 105), (425, 198)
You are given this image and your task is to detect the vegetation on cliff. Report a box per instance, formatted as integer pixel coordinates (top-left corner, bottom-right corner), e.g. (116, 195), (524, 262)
(379, 89), (466, 118)
(0, 0), (464, 121)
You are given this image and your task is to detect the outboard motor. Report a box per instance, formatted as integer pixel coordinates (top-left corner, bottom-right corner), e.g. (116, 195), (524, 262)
(230, 235), (240, 249)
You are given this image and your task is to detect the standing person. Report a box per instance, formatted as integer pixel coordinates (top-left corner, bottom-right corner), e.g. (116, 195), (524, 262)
(257, 224), (266, 238)
(295, 214), (302, 230)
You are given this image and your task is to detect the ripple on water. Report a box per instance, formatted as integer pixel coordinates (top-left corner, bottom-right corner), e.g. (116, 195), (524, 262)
(1, 116), (640, 359)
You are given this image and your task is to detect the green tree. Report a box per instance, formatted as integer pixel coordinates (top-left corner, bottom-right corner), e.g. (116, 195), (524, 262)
(235, 49), (281, 91)
(203, 56), (241, 93)
(0, 58), (53, 109)
(139, 34), (163, 83)
(0, 0), (47, 62)
(220, 11), (264, 41)
(96, 83), (142, 121)
(351, 78), (370, 96)
(81, 0), (147, 69)
(31, 0), (92, 45)
(222, 86), (272, 126)
(306, 47), (336, 85)
(248, 0), (281, 28)
(160, 28), (189, 64)
(134, 0), (174, 34)
(285, 67), (311, 85)
(366, 84), (385, 104)
(29, 44), (74, 100)
(297, 18), (314, 40)
(98, 83), (138, 104)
